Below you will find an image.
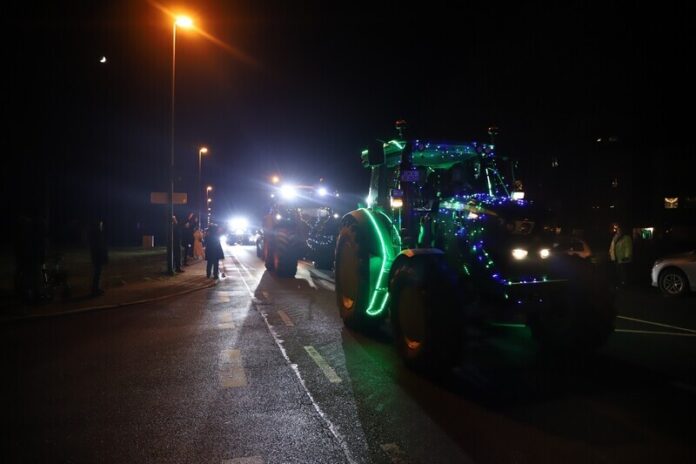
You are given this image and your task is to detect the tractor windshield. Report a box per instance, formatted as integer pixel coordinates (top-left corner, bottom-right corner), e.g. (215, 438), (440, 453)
(421, 159), (509, 200)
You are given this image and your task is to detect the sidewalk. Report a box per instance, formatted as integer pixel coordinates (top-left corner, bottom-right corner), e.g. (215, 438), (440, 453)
(1, 256), (215, 323)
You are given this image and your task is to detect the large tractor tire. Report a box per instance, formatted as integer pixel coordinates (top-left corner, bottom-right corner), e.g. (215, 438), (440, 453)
(335, 216), (384, 330)
(528, 256), (615, 353)
(270, 227), (299, 277)
(390, 254), (460, 370)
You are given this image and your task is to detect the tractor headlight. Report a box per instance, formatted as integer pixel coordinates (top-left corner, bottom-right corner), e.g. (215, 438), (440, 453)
(511, 248), (528, 260)
(228, 216), (249, 231)
(280, 185), (297, 200)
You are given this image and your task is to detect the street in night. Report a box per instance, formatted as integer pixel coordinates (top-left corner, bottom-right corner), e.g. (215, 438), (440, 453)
(2, 246), (696, 463)
(3, 1), (696, 463)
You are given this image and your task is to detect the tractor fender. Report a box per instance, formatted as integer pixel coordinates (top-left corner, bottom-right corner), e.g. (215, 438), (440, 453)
(340, 209), (399, 261)
(389, 248), (444, 292)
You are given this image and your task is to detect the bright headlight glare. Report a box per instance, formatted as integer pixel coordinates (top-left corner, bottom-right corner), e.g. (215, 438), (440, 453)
(511, 248), (528, 260)
(228, 217), (249, 230)
(539, 248), (551, 259)
(275, 213), (282, 221)
(317, 187), (328, 197)
(280, 185), (297, 200)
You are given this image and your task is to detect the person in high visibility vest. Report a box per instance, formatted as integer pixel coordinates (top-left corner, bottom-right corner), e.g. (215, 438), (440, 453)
(609, 223), (633, 287)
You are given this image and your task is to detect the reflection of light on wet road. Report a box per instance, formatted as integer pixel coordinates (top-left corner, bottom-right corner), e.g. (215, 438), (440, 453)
(219, 349), (248, 388)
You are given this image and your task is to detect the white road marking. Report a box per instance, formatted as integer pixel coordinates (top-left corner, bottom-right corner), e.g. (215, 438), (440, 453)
(381, 443), (409, 464)
(617, 316), (696, 334)
(221, 457), (264, 464)
(304, 346), (342, 383)
(231, 259), (357, 464)
(615, 329), (696, 337)
(219, 349), (248, 388)
(217, 322), (236, 330)
(277, 310), (294, 326)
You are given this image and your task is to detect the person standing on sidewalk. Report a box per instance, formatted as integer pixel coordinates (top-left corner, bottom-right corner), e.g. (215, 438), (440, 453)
(181, 219), (193, 266)
(89, 218), (108, 296)
(609, 223), (633, 287)
(193, 226), (204, 259)
(205, 225), (224, 279)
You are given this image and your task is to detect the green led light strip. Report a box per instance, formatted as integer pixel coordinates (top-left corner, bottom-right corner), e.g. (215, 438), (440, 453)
(361, 208), (391, 316)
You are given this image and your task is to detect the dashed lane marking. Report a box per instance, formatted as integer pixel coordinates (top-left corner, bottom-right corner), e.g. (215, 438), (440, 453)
(221, 457), (264, 464)
(304, 346), (342, 383)
(380, 443), (409, 464)
(233, 255), (357, 464)
(617, 316), (696, 334)
(219, 349), (248, 388)
(277, 310), (294, 326)
(217, 323), (236, 330)
(615, 329), (696, 337)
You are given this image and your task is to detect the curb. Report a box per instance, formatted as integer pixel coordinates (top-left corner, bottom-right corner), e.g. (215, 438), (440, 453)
(1, 280), (218, 323)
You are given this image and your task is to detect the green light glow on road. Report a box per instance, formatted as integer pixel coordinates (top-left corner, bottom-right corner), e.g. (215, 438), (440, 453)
(362, 208), (391, 316)
(490, 322), (527, 328)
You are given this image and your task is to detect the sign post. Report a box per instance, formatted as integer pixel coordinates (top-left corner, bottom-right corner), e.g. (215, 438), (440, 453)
(151, 192), (187, 274)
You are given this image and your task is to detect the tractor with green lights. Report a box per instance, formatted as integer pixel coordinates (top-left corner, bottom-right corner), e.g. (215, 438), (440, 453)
(334, 123), (615, 368)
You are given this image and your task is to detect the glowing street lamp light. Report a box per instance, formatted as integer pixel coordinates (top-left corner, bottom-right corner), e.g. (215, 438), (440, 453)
(271, 175), (280, 184)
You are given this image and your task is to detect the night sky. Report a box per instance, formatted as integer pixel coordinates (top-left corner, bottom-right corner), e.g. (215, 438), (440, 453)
(5, 1), (695, 244)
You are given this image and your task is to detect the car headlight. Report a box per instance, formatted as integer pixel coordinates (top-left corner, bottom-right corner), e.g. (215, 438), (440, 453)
(512, 248), (528, 260)
(539, 248), (551, 259)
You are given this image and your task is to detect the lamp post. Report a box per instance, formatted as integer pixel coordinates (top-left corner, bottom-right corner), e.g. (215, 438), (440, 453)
(167, 15), (194, 275)
(206, 186), (213, 228)
(198, 146), (208, 230)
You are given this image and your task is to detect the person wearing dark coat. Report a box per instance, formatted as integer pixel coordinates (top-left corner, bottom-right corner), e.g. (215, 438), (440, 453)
(181, 219), (194, 265)
(205, 225), (225, 279)
(89, 219), (108, 296)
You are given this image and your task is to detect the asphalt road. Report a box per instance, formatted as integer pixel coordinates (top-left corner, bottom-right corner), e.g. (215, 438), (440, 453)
(2, 245), (695, 463)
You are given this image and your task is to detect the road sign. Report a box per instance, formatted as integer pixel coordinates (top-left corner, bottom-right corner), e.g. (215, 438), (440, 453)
(150, 192), (188, 204)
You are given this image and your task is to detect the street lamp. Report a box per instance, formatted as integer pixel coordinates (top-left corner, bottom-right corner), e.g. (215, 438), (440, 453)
(198, 146), (208, 230)
(167, 15), (195, 275)
(206, 186), (213, 228)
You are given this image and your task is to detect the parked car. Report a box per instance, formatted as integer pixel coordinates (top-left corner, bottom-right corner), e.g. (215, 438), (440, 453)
(651, 250), (696, 296)
(552, 236), (592, 259)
